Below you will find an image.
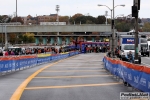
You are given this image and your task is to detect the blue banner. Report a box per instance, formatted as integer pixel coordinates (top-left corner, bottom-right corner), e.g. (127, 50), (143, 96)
(103, 57), (150, 93)
(122, 38), (139, 44)
(0, 51), (79, 74)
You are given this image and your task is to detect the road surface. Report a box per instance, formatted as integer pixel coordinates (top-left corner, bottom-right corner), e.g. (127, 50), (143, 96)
(0, 53), (138, 100)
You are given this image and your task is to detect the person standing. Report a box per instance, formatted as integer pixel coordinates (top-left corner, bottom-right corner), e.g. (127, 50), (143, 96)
(0, 50), (3, 56)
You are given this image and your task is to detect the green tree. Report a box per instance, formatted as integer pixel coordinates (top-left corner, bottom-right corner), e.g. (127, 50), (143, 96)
(143, 22), (150, 32)
(96, 16), (106, 24)
(28, 36), (35, 43)
(22, 35), (28, 43)
(9, 33), (17, 44)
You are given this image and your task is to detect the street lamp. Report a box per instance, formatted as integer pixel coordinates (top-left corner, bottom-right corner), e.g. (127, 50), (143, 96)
(98, 3), (125, 57)
(56, 5), (60, 45)
(16, 0), (17, 22)
(98, 4), (125, 24)
(0, 21), (3, 49)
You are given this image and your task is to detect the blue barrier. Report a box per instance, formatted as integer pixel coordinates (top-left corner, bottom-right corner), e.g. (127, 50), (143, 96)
(0, 51), (79, 74)
(103, 57), (150, 93)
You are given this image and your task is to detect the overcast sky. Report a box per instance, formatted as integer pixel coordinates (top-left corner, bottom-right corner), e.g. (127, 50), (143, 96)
(0, 0), (149, 18)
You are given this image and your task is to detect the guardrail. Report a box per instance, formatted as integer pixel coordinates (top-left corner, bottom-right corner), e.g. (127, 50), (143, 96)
(0, 51), (79, 75)
(103, 56), (150, 93)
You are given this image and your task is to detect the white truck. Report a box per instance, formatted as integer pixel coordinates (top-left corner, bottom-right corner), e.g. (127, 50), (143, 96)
(118, 35), (141, 64)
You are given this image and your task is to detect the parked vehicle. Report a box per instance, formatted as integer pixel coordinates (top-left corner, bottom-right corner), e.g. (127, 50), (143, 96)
(117, 34), (141, 64)
(140, 38), (149, 57)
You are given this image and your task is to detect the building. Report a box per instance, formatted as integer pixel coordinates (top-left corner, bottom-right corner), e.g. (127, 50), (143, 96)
(21, 14), (58, 25)
(37, 14), (57, 24)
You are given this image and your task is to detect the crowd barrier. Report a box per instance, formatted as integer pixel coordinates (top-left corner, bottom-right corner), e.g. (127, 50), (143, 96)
(103, 56), (150, 93)
(0, 51), (79, 75)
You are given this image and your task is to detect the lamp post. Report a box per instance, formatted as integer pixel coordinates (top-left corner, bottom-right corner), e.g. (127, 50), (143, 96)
(56, 5), (60, 45)
(16, 0), (17, 22)
(0, 22), (3, 49)
(2, 24), (3, 49)
(105, 11), (108, 25)
(98, 3), (125, 57)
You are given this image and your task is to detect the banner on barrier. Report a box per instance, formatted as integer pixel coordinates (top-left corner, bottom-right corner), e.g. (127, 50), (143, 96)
(0, 51), (79, 73)
(103, 56), (150, 93)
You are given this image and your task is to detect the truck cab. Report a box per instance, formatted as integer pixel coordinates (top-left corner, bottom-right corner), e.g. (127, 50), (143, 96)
(118, 35), (141, 64)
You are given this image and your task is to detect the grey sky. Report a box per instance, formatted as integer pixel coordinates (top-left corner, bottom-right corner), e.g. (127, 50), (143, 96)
(0, 0), (149, 18)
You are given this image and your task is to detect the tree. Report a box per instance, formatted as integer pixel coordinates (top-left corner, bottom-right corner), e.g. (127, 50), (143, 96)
(70, 13), (83, 24)
(70, 14), (96, 24)
(72, 13), (83, 19)
(28, 36), (34, 43)
(75, 16), (86, 24)
(9, 33), (17, 44)
(23, 33), (35, 43)
(22, 35), (28, 43)
(0, 15), (11, 23)
(59, 16), (69, 23)
(143, 22), (150, 32)
(115, 22), (131, 32)
(96, 16), (106, 24)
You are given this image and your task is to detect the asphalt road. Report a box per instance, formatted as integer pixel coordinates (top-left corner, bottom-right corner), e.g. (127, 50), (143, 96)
(0, 53), (138, 100)
(141, 57), (150, 67)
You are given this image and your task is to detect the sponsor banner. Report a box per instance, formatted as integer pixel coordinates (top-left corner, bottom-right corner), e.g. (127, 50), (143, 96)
(0, 51), (79, 73)
(37, 54), (51, 58)
(122, 38), (139, 44)
(103, 56), (150, 93)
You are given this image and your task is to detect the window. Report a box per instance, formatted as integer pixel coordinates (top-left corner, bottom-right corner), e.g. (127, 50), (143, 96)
(141, 38), (147, 43)
(124, 45), (135, 50)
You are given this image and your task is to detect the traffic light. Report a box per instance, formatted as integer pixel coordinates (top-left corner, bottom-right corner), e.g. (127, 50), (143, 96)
(138, 0), (140, 10)
(133, 0), (140, 10)
(132, 6), (138, 17)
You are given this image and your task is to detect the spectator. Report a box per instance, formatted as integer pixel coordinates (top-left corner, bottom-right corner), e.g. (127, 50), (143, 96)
(0, 50), (3, 56)
(5, 51), (9, 56)
(11, 51), (15, 55)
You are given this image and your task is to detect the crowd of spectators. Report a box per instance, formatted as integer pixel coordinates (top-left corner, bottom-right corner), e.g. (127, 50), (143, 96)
(84, 45), (110, 53)
(0, 46), (77, 57)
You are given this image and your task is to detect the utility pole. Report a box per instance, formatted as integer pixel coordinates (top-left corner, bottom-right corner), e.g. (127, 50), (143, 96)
(16, 0), (17, 23)
(105, 11), (108, 25)
(56, 5), (60, 45)
(132, 0), (140, 64)
(1, 24), (3, 49)
(112, 0), (115, 57)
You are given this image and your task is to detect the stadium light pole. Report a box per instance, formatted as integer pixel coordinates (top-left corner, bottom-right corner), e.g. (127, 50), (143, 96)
(98, 3), (125, 57)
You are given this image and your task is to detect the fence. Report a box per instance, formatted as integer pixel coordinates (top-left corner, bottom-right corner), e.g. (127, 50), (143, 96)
(0, 51), (79, 75)
(103, 56), (150, 93)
